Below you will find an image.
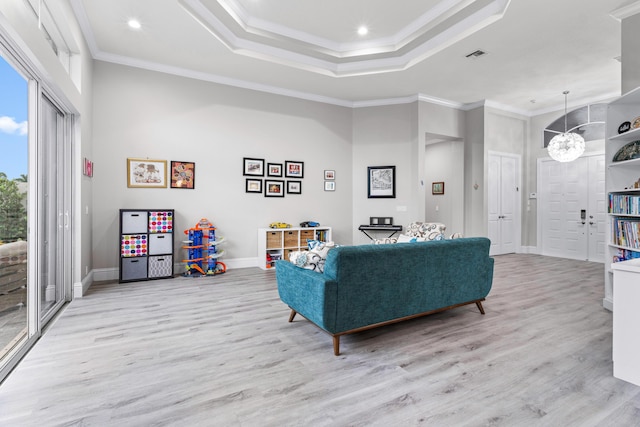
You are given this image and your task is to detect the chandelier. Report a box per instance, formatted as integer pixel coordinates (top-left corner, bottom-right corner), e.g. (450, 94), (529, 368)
(547, 91), (585, 162)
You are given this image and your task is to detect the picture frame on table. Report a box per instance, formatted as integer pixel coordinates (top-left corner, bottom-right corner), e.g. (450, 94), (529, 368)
(243, 157), (265, 176)
(265, 180), (285, 197)
(127, 158), (167, 188)
(170, 161), (195, 189)
(287, 180), (302, 194)
(285, 160), (304, 178)
(367, 165), (395, 198)
(246, 179), (262, 193)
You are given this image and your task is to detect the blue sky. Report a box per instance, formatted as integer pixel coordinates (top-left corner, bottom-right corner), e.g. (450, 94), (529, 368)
(0, 54), (28, 180)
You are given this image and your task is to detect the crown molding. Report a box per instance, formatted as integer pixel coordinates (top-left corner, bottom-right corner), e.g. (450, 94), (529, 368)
(610, 1), (640, 21)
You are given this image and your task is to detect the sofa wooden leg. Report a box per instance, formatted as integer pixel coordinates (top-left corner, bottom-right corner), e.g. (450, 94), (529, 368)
(288, 309), (297, 322)
(333, 336), (340, 356)
(476, 301), (485, 315)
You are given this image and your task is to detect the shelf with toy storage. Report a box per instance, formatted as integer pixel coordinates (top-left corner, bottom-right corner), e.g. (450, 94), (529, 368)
(604, 86), (640, 310)
(182, 218), (227, 276)
(258, 226), (331, 270)
(119, 209), (174, 283)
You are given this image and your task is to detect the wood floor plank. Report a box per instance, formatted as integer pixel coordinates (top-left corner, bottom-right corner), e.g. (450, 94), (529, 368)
(0, 254), (639, 426)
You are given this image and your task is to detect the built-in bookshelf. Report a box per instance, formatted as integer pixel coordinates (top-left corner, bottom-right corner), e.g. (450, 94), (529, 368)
(604, 87), (640, 310)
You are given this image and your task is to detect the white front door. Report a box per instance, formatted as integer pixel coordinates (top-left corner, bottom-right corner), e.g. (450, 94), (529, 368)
(539, 154), (605, 262)
(488, 152), (520, 255)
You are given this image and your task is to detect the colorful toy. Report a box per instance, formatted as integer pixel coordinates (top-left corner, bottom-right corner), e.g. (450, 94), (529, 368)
(182, 218), (226, 276)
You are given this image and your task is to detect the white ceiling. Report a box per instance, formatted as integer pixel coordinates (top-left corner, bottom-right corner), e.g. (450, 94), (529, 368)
(70, 0), (635, 114)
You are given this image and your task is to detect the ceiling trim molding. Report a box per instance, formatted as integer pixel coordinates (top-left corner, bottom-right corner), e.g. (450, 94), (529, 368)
(179, 0), (512, 77)
(610, 1), (640, 21)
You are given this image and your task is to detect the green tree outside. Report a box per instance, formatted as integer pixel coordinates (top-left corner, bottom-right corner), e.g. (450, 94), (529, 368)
(0, 173), (27, 243)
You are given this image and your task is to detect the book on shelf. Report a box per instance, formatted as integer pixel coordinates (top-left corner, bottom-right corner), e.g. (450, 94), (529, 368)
(609, 193), (640, 215)
(612, 218), (640, 249)
(613, 248), (640, 263)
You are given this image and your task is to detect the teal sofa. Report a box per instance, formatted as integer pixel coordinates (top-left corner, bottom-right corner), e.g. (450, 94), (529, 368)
(275, 237), (494, 355)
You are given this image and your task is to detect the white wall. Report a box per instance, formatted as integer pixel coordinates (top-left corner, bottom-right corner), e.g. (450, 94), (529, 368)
(622, 13), (640, 94)
(91, 61), (353, 273)
(424, 139), (464, 234)
(351, 102), (418, 244)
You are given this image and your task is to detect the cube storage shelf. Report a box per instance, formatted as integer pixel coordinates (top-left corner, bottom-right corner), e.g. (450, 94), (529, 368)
(120, 209), (174, 283)
(257, 226), (331, 270)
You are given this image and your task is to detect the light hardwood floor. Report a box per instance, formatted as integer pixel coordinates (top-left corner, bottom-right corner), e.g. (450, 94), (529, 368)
(0, 254), (639, 426)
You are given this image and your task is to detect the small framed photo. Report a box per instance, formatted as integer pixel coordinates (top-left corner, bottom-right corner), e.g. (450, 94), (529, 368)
(265, 180), (285, 197)
(267, 163), (283, 177)
(324, 170), (335, 180)
(243, 157), (265, 176)
(287, 180), (302, 194)
(285, 160), (304, 178)
(170, 161), (195, 189)
(245, 178), (262, 193)
(367, 165), (395, 198)
(127, 158), (167, 188)
(432, 181), (445, 195)
(324, 181), (335, 191)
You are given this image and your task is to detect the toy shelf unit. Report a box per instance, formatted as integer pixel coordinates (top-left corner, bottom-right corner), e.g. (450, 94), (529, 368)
(604, 86), (640, 310)
(119, 209), (174, 283)
(258, 226), (331, 270)
(182, 218), (226, 276)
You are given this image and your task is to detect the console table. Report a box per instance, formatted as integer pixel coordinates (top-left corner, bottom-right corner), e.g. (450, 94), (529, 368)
(358, 225), (403, 241)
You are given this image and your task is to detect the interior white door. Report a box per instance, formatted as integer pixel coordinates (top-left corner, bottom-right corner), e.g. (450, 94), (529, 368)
(587, 155), (606, 262)
(539, 154), (605, 262)
(488, 152), (519, 255)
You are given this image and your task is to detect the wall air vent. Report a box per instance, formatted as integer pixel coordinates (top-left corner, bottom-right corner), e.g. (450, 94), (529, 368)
(465, 49), (487, 58)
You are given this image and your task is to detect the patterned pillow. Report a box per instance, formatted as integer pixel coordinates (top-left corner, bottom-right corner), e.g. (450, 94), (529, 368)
(288, 241), (336, 273)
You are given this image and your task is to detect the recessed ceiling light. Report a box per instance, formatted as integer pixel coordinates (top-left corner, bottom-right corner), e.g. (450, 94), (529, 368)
(357, 26), (368, 36)
(128, 19), (141, 30)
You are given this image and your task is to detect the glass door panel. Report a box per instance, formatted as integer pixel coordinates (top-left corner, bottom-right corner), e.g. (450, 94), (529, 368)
(0, 54), (29, 359)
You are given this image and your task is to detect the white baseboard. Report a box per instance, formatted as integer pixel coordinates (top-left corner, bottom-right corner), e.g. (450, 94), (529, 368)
(518, 246), (539, 254)
(73, 269), (94, 298)
(86, 257), (260, 289)
(603, 298), (613, 312)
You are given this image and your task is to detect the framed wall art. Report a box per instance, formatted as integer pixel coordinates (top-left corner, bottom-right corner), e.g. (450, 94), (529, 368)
(324, 181), (335, 191)
(287, 180), (302, 194)
(367, 165), (395, 198)
(432, 181), (445, 195)
(265, 180), (285, 197)
(127, 158), (167, 188)
(246, 178), (262, 193)
(285, 160), (304, 178)
(243, 157), (265, 176)
(324, 170), (335, 180)
(170, 161), (195, 189)
(267, 163), (283, 177)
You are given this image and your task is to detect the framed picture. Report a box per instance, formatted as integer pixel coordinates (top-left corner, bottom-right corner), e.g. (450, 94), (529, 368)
(265, 180), (285, 197)
(127, 158), (167, 188)
(170, 161), (195, 189)
(267, 163), (283, 177)
(324, 181), (335, 192)
(432, 181), (445, 195)
(83, 158), (94, 177)
(243, 157), (265, 176)
(324, 170), (335, 180)
(287, 180), (302, 194)
(367, 165), (395, 198)
(245, 178), (262, 193)
(285, 160), (304, 178)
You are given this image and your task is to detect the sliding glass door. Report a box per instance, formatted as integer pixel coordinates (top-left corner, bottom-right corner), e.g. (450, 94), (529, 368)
(0, 53), (29, 363)
(0, 46), (72, 381)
